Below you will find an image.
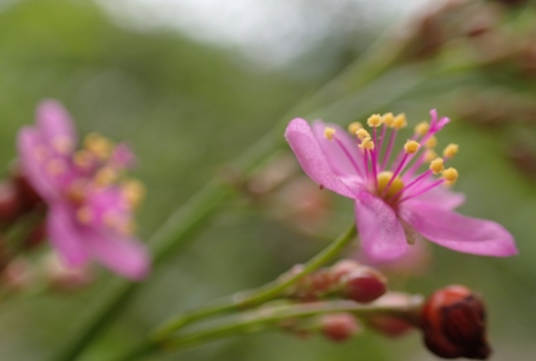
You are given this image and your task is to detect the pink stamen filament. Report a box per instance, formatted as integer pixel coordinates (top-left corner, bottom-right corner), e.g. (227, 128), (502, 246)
(372, 128), (379, 189)
(382, 153), (409, 197)
(334, 137), (365, 178)
(381, 129), (397, 171)
(391, 169), (433, 201)
(404, 153), (427, 180)
(397, 179), (445, 203)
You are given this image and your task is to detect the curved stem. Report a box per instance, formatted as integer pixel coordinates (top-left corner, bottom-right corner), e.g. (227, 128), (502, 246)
(110, 298), (423, 361)
(154, 223), (356, 338)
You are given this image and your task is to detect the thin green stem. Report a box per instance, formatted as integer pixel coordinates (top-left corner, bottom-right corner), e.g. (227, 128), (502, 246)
(110, 298), (423, 361)
(154, 223), (356, 338)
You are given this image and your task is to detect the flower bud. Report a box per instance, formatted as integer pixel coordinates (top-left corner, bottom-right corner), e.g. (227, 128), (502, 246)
(421, 285), (491, 360)
(0, 181), (23, 223)
(320, 313), (360, 342)
(340, 268), (387, 303)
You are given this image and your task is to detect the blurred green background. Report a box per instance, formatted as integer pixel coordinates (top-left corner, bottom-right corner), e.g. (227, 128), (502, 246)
(0, 0), (535, 360)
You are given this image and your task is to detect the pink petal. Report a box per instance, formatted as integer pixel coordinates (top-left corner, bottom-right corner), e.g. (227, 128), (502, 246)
(411, 185), (465, 210)
(354, 191), (407, 261)
(399, 201), (518, 257)
(36, 100), (77, 145)
(17, 128), (58, 200)
(84, 229), (150, 280)
(311, 121), (364, 178)
(285, 118), (356, 199)
(47, 204), (89, 267)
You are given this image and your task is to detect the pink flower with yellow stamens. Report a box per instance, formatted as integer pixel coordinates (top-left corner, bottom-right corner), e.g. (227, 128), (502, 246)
(285, 109), (517, 261)
(17, 100), (150, 279)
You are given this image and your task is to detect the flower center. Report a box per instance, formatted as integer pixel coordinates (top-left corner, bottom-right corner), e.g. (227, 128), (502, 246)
(376, 171), (404, 198)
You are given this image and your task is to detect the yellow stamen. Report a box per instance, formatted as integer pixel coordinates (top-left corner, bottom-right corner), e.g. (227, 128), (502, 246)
(367, 114), (383, 128)
(76, 207), (92, 224)
(355, 128), (370, 140)
(429, 158), (444, 175)
(443, 167), (459, 182)
(377, 171), (404, 198)
(33, 146), (50, 161)
(84, 133), (114, 160)
(66, 182), (86, 205)
(358, 137), (375, 150)
(414, 121), (430, 136)
(404, 140), (420, 154)
(94, 167), (118, 186)
(122, 179), (145, 209)
(424, 149), (438, 163)
(46, 159), (66, 175)
(443, 143), (459, 159)
(382, 113), (395, 127)
(52, 137), (74, 154)
(425, 136), (438, 149)
(392, 113), (407, 129)
(347, 122), (362, 135)
(323, 127), (336, 141)
(73, 150), (93, 169)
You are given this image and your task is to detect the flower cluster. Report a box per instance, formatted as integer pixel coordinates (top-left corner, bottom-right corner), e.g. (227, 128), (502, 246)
(17, 100), (149, 279)
(285, 110), (517, 261)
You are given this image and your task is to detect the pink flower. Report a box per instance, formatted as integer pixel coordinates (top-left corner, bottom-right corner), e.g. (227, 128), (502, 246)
(17, 100), (150, 279)
(285, 110), (517, 261)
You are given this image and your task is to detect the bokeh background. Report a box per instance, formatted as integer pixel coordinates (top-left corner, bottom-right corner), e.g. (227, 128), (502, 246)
(0, 0), (535, 360)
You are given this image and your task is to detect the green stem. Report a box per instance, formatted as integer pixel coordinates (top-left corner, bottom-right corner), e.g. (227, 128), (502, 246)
(154, 223), (356, 338)
(111, 298), (423, 361)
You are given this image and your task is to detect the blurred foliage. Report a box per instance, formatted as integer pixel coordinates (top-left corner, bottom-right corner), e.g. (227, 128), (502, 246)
(0, 0), (536, 361)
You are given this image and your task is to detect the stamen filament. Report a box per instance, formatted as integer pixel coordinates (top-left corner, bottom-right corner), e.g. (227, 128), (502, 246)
(381, 129), (397, 171)
(334, 137), (364, 178)
(398, 179), (444, 203)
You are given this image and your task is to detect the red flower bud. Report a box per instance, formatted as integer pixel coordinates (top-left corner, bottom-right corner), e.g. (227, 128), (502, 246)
(341, 268), (387, 304)
(421, 285), (491, 359)
(0, 181), (23, 223)
(320, 313), (360, 342)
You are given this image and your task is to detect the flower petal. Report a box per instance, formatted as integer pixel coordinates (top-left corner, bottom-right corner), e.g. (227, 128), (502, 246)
(17, 127), (58, 200)
(311, 121), (364, 178)
(37, 100), (77, 146)
(412, 186), (465, 210)
(400, 201), (517, 257)
(285, 118), (356, 198)
(355, 191), (407, 261)
(84, 229), (150, 280)
(47, 204), (89, 267)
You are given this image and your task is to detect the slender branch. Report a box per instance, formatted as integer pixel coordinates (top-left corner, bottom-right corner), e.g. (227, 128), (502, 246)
(154, 223), (356, 338)
(109, 298), (423, 361)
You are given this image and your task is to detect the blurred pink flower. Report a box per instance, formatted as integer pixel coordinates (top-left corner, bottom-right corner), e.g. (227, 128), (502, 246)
(17, 100), (149, 280)
(285, 110), (517, 261)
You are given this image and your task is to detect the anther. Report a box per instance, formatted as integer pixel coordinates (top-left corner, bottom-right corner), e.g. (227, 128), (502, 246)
(347, 122), (362, 135)
(94, 168), (118, 186)
(425, 136), (438, 149)
(392, 113), (407, 129)
(52, 137), (74, 154)
(429, 158), (444, 175)
(358, 137), (375, 150)
(377, 171), (404, 197)
(404, 140), (420, 154)
(356, 128), (370, 140)
(443, 143), (459, 159)
(382, 113), (395, 127)
(443, 168), (459, 182)
(414, 121), (430, 136)
(324, 127), (336, 141)
(46, 159), (66, 175)
(84, 133), (114, 160)
(424, 149), (438, 162)
(76, 207), (92, 224)
(122, 179), (145, 208)
(367, 114), (383, 128)
(73, 150), (93, 169)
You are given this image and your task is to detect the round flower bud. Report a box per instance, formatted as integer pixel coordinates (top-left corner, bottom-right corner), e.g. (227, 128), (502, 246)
(0, 181), (22, 223)
(421, 285), (491, 360)
(341, 268), (387, 303)
(320, 313), (360, 342)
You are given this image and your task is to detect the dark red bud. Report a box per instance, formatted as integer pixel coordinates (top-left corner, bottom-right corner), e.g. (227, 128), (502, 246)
(12, 171), (42, 211)
(341, 268), (387, 304)
(421, 285), (491, 360)
(0, 181), (23, 223)
(24, 222), (47, 249)
(320, 313), (360, 342)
